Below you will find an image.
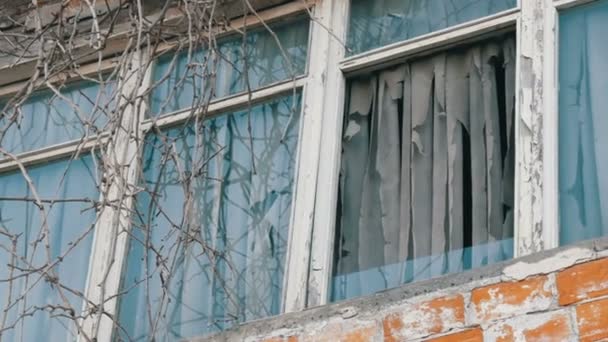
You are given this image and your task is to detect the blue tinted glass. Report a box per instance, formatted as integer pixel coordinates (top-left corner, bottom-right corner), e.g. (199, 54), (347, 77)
(347, 0), (516, 55)
(0, 155), (99, 341)
(0, 81), (115, 154)
(150, 18), (309, 116)
(559, 0), (608, 245)
(118, 94), (301, 341)
(332, 239), (514, 300)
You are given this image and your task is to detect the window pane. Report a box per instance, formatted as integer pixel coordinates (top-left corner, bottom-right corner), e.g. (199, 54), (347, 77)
(149, 18), (309, 116)
(559, 1), (608, 245)
(0, 155), (99, 341)
(1, 81), (115, 154)
(118, 94), (301, 341)
(347, 0), (516, 55)
(333, 35), (516, 301)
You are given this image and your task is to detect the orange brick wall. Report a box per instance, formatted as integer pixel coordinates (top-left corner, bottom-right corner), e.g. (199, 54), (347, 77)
(202, 245), (608, 342)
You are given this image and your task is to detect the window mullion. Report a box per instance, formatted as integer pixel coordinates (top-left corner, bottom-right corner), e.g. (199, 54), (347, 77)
(543, 1), (559, 252)
(79, 49), (153, 342)
(515, 0), (557, 256)
(297, 0), (349, 309)
(282, 1), (335, 313)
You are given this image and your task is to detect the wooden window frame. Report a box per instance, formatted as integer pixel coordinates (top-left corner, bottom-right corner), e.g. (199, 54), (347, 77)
(80, 1), (317, 341)
(304, 0), (533, 308)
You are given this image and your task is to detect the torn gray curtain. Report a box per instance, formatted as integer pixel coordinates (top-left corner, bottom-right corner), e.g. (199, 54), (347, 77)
(336, 36), (516, 282)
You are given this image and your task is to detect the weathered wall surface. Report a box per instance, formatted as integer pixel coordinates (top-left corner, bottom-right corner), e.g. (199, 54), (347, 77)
(194, 238), (608, 342)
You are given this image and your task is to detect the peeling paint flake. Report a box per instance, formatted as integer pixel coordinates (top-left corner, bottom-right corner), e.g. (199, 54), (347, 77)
(503, 247), (595, 281)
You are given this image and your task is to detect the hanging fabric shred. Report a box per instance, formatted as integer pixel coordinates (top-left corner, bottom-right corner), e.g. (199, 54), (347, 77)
(333, 35), (516, 300)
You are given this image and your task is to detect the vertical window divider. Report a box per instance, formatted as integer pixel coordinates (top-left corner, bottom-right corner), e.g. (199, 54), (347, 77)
(282, 0), (340, 312)
(515, 0), (556, 256)
(300, 0), (349, 309)
(543, 1), (560, 251)
(79, 48), (153, 342)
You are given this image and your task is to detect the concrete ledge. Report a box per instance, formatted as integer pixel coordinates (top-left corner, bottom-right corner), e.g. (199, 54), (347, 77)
(190, 237), (608, 341)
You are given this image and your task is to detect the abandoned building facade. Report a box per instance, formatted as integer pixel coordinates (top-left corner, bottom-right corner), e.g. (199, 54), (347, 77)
(1, 0), (608, 341)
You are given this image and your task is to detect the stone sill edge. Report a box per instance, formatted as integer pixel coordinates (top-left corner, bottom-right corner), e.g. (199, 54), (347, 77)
(188, 236), (608, 342)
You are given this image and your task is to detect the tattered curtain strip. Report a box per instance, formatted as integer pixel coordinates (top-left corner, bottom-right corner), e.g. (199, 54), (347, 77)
(336, 35), (516, 283)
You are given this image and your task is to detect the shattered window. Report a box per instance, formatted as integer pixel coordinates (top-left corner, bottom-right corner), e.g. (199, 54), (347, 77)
(117, 93), (301, 341)
(0, 80), (116, 154)
(150, 17), (309, 116)
(332, 35), (516, 301)
(0, 156), (99, 341)
(559, 0), (608, 245)
(347, 0), (516, 55)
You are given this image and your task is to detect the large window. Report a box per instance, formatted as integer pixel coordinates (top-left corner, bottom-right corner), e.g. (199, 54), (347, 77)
(113, 13), (310, 341)
(559, 0), (608, 245)
(304, 0), (521, 306)
(2, 4), (314, 341)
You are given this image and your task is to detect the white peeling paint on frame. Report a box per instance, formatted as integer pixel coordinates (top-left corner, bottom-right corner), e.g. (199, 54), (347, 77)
(515, 0), (549, 256)
(514, 0), (595, 258)
(514, 0), (595, 255)
(307, 0), (534, 308)
(79, 50), (154, 342)
(284, 0), (352, 310)
(542, 0), (560, 253)
(502, 247), (595, 281)
(282, 0), (331, 312)
(304, 0), (350, 308)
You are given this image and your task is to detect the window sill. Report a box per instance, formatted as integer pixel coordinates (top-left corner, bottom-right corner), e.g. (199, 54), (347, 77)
(188, 237), (608, 341)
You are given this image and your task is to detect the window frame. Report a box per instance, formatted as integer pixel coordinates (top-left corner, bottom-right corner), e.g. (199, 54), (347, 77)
(305, 0), (529, 308)
(78, 2), (317, 341)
